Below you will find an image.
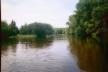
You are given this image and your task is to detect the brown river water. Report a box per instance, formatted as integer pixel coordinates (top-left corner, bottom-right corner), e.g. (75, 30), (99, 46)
(1, 37), (108, 72)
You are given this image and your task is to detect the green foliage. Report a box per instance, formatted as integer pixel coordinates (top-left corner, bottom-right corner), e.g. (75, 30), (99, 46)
(19, 24), (30, 35)
(1, 20), (19, 39)
(9, 20), (19, 36)
(67, 0), (108, 38)
(1, 21), (10, 37)
(19, 22), (54, 38)
(55, 28), (66, 34)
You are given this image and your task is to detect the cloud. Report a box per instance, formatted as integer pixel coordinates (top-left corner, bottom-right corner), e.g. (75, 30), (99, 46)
(1, 0), (79, 28)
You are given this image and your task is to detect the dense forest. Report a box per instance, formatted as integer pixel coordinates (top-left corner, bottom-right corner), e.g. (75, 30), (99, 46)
(67, 0), (108, 39)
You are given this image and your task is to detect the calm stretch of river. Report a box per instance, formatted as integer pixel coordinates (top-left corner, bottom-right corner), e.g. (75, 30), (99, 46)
(1, 37), (108, 72)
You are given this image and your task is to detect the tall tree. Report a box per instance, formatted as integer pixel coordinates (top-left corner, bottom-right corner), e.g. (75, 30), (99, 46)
(9, 20), (19, 36)
(1, 21), (10, 38)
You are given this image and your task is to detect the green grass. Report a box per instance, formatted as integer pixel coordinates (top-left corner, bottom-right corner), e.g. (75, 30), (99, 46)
(16, 34), (55, 40)
(16, 34), (36, 39)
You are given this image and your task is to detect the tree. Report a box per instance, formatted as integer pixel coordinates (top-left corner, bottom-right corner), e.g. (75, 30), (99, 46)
(9, 20), (19, 36)
(1, 20), (19, 39)
(55, 28), (65, 34)
(19, 22), (54, 38)
(1, 21), (10, 38)
(67, 0), (108, 39)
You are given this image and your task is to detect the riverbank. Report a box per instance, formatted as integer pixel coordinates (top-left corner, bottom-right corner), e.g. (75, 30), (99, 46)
(16, 35), (36, 39)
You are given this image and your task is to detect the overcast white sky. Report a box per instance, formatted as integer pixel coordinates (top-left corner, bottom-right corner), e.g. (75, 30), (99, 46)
(1, 0), (79, 28)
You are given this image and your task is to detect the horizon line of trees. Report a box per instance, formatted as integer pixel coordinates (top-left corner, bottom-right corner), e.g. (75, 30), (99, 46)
(2, 20), (65, 39)
(1, 20), (69, 39)
(19, 22), (54, 38)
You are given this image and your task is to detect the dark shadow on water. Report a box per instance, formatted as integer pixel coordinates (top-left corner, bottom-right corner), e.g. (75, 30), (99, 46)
(1, 37), (54, 56)
(1, 38), (18, 45)
(18, 37), (54, 48)
(99, 37), (108, 72)
(68, 36), (108, 72)
(1, 38), (18, 56)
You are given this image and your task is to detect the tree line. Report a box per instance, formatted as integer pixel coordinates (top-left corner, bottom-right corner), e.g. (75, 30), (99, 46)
(1, 21), (55, 39)
(67, 0), (108, 39)
(54, 28), (67, 35)
(2, 0), (107, 40)
(1, 20), (69, 39)
(1, 20), (19, 39)
(19, 22), (54, 38)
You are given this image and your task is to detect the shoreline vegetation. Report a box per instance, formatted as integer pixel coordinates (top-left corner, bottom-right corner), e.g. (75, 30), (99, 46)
(16, 35), (36, 39)
(16, 34), (55, 39)
(1, 0), (108, 43)
(67, 0), (108, 41)
(1, 20), (67, 40)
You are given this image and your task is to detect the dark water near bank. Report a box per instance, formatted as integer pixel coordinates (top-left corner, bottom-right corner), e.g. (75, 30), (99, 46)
(1, 37), (108, 72)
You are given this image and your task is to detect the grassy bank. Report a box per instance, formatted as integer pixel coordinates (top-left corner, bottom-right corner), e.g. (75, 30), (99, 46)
(16, 35), (36, 39)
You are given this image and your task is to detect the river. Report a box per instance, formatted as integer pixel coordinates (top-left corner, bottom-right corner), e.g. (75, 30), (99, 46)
(1, 37), (108, 72)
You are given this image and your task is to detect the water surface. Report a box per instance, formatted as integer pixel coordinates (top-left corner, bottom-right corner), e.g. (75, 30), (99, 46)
(1, 38), (81, 72)
(1, 37), (108, 72)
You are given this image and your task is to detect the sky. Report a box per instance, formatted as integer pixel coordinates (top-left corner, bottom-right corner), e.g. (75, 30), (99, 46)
(1, 0), (79, 28)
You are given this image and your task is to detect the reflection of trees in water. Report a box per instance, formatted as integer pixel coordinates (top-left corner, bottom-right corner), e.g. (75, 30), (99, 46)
(68, 37), (108, 72)
(54, 34), (67, 40)
(1, 38), (54, 56)
(100, 37), (108, 72)
(19, 38), (54, 48)
(1, 38), (18, 56)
